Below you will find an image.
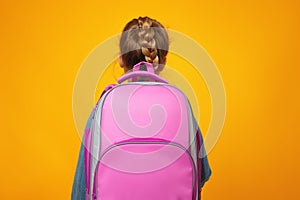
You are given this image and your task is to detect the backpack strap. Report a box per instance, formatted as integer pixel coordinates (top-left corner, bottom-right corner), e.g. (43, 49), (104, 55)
(94, 84), (116, 110)
(84, 83), (116, 198)
(100, 84), (116, 97)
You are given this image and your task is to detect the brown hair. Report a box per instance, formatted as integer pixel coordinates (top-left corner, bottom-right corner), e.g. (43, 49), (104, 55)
(119, 16), (169, 73)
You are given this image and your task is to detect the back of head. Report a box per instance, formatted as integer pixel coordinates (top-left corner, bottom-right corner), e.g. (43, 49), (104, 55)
(119, 16), (169, 74)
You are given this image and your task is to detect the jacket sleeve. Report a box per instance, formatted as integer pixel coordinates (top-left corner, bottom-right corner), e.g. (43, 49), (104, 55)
(71, 140), (86, 200)
(71, 111), (94, 200)
(71, 84), (116, 200)
(192, 114), (212, 188)
(198, 128), (212, 188)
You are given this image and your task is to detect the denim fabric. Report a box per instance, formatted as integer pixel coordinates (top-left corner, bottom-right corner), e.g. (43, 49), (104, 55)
(191, 114), (212, 188)
(71, 109), (95, 200)
(199, 130), (212, 188)
(71, 85), (115, 200)
(71, 140), (86, 200)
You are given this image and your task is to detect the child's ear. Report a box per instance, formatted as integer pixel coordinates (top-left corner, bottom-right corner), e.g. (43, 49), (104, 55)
(161, 57), (167, 65)
(119, 55), (130, 72)
(118, 55), (125, 68)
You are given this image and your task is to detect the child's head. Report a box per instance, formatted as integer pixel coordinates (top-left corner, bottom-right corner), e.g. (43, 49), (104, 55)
(119, 16), (169, 74)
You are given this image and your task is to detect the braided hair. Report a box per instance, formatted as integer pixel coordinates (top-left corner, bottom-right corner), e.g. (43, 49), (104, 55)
(119, 16), (169, 74)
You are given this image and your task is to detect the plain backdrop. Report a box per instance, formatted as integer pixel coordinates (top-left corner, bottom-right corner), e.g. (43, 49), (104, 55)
(0, 0), (298, 199)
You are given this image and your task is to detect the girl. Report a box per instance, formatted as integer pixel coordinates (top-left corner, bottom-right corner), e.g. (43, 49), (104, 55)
(71, 16), (211, 200)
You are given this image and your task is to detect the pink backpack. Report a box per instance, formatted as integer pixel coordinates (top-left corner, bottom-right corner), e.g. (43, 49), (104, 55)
(84, 62), (203, 200)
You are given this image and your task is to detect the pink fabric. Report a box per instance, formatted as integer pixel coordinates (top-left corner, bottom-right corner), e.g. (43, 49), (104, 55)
(132, 61), (155, 82)
(100, 85), (189, 155)
(96, 143), (194, 200)
(85, 84), (116, 195)
(91, 83), (196, 199)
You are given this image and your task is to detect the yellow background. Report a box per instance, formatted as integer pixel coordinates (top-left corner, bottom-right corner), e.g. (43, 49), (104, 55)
(0, 0), (299, 199)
